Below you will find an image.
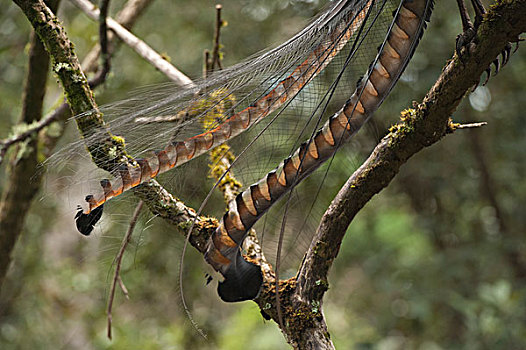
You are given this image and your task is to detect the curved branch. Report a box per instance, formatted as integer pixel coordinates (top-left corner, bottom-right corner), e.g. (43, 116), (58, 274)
(296, 0), (525, 317)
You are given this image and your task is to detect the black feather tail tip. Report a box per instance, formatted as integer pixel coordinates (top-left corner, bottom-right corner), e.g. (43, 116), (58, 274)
(75, 204), (104, 236)
(218, 256), (263, 302)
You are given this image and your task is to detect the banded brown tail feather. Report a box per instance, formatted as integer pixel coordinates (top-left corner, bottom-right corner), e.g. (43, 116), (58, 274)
(204, 0), (433, 302)
(74, 0), (374, 234)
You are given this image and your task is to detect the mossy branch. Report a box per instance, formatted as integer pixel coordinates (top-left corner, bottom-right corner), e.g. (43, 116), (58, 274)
(12, 0), (215, 249)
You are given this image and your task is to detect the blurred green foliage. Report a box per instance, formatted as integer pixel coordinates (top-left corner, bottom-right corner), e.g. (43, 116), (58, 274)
(1, 0), (525, 349)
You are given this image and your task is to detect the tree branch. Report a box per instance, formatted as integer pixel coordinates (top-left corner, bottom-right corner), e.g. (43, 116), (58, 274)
(283, 0), (526, 347)
(0, 112), (57, 165)
(133, 180), (215, 253)
(211, 4), (224, 71)
(0, 0), (59, 288)
(87, 0), (112, 88)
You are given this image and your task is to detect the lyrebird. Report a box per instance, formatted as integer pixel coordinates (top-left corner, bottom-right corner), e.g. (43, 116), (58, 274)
(68, 0), (513, 322)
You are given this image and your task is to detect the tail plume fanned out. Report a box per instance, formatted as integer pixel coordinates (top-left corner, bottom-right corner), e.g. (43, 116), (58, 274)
(217, 253), (263, 302)
(75, 203), (104, 236)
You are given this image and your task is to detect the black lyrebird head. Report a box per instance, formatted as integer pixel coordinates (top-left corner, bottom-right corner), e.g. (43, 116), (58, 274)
(75, 203), (104, 236)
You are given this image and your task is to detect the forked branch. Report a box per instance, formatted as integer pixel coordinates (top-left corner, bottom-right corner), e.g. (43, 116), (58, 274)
(288, 1), (525, 347)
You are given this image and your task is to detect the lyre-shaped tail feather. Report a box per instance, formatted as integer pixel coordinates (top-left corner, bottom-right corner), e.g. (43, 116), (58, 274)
(74, 0), (374, 234)
(205, 0), (434, 302)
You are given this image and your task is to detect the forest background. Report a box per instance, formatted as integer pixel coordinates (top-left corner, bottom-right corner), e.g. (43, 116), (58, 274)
(0, 0), (525, 349)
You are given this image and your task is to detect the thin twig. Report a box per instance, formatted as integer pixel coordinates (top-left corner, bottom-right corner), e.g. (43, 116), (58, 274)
(88, 0), (112, 88)
(204, 4), (224, 76)
(452, 121), (488, 129)
(203, 49), (210, 78)
(107, 200), (144, 340)
(70, 0), (195, 87)
(117, 275), (130, 299)
(134, 112), (190, 124)
(211, 4), (224, 71)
